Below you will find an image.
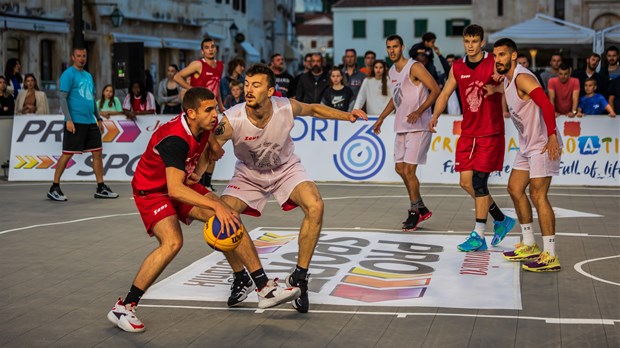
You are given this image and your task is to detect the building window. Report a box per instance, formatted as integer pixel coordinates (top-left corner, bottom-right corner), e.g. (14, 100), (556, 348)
(383, 19), (396, 38)
(446, 19), (471, 36)
(414, 19), (428, 38)
(554, 0), (565, 20)
(215, 0), (221, 3)
(311, 40), (317, 49)
(179, 50), (186, 69)
(353, 20), (366, 38)
(6, 37), (21, 60)
(40, 40), (54, 89)
(233, 0), (240, 10)
(327, 40), (333, 48)
(497, 0), (503, 16)
(241, 0), (246, 13)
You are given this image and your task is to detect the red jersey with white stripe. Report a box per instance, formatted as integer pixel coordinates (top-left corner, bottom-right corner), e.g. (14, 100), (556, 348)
(132, 114), (210, 192)
(504, 64), (563, 156)
(190, 59), (224, 98)
(453, 52), (504, 137)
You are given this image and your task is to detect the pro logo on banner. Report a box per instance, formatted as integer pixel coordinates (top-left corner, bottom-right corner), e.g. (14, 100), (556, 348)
(143, 229), (522, 310)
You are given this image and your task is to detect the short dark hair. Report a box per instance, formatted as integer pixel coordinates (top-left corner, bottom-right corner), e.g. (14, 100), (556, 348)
(364, 50), (376, 58)
(516, 53), (528, 60)
(587, 52), (601, 60)
(168, 64), (179, 71)
(345, 48), (357, 56)
(201, 37), (215, 49)
(551, 53), (563, 59)
(182, 87), (215, 113)
(270, 53), (282, 63)
(584, 77), (597, 85)
(422, 32), (437, 42)
(607, 45), (619, 54)
(304, 53), (313, 60)
(559, 63), (571, 71)
(227, 57), (245, 77)
(386, 34), (404, 46)
(245, 64), (276, 88)
(463, 24), (484, 39)
(446, 54), (456, 60)
(229, 79), (243, 89)
(493, 38), (517, 52)
(72, 47), (86, 55)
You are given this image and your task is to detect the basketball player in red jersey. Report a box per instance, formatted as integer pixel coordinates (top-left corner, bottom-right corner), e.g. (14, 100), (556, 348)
(174, 37), (226, 191)
(107, 87), (299, 333)
(430, 24), (516, 252)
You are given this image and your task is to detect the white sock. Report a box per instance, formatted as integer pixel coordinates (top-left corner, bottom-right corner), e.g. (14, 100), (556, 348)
(542, 235), (556, 256)
(521, 223), (535, 246)
(474, 222), (486, 237)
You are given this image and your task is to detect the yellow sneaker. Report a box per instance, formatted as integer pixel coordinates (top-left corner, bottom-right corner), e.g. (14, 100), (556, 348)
(522, 251), (561, 272)
(502, 243), (541, 262)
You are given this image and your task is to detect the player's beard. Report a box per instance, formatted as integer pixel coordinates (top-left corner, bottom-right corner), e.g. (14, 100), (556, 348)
(496, 63), (510, 75)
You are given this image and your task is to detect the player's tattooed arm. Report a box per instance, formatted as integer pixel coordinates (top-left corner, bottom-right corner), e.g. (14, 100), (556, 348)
(214, 116), (232, 146)
(215, 119), (226, 136)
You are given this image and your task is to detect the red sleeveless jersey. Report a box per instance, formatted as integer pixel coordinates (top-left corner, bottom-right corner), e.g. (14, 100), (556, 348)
(452, 52), (504, 137)
(132, 114), (210, 193)
(190, 59), (224, 98)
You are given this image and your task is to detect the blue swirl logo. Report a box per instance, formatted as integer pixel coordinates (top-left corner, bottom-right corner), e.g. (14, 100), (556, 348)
(333, 124), (386, 180)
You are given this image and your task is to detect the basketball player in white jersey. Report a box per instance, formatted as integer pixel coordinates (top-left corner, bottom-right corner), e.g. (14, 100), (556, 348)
(492, 38), (562, 272)
(214, 64), (367, 312)
(372, 34), (440, 232)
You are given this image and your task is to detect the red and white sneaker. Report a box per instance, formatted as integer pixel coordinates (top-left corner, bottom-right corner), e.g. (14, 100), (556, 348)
(257, 278), (301, 309)
(107, 298), (145, 333)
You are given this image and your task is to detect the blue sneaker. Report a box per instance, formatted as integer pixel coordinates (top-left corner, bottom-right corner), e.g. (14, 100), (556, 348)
(491, 216), (516, 246)
(457, 232), (488, 252)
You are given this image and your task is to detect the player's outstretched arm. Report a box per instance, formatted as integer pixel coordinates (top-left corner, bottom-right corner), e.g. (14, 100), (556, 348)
(430, 67), (457, 132)
(290, 98), (368, 122)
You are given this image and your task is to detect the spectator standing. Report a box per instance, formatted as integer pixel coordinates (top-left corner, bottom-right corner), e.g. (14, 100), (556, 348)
(443, 54), (461, 115)
(123, 81), (156, 118)
(223, 80), (245, 109)
(174, 38), (226, 112)
(322, 69), (354, 112)
(359, 50), (376, 76)
(15, 74), (49, 115)
(47, 47), (118, 201)
(0, 76), (15, 115)
(295, 53), (329, 104)
(4, 58), (22, 98)
(97, 84), (124, 118)
(157, 64), (182, 114)
(604, 46), (620, 81)
(342, 48), (366, 99)
(577, 78), (616, 117)
(270, 54), (294, 97)
(609, 75), (620, 113)
(540, 53), (563, 91)
(220, 57), (245, 104)
(354, 60), (393, 115)
(409, 32), (436, 63)
(573, 53), (606, 96)
(548, 63), (580, 117)
(516, 54), (545, 88)
(289, 53), (313, 99)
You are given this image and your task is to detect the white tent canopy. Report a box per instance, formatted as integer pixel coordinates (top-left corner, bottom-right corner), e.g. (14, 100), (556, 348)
(603, 24), (620, 43)
(489, 14), (596, 46)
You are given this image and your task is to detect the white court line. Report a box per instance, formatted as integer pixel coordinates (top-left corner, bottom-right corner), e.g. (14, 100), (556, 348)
(314, 182), (620, 191)
(138, 304), (618, 326)
(0, 213), (139, 235)
(574, 255), (620, 287)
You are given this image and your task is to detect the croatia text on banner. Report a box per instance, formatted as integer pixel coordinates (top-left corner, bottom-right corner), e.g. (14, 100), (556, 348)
(143, 228), (522, 310)
(9, 115), (174, 181)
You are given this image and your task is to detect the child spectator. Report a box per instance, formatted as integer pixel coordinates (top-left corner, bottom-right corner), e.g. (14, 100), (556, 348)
(15, 74), (49, 114)
(123, 81), (156, 118)
(223, 79), (245, 109)
(322, 68), (354, 112)
(577, 78), (616, 117)
(97, 84), (125, 118)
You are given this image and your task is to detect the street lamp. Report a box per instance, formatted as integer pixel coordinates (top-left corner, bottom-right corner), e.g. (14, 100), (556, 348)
(229, 22), (238, 38)
(110, 7), (124, 28)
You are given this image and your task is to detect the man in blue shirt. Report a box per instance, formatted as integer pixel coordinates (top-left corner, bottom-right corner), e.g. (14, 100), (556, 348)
(577, 78), (616, 117)
(47, 47), (119, 201)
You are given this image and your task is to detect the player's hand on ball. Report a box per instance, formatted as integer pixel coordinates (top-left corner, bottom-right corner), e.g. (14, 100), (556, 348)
(214, 202), (241, 236)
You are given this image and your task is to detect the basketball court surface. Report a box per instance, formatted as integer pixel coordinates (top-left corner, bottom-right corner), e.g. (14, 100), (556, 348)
(0, 181), (618, 347)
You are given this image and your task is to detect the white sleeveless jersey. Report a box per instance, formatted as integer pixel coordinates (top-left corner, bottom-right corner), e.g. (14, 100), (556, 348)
(224, 96), (298, 171)
(504, 64), (563, 156)
(389, 58), (431, 133)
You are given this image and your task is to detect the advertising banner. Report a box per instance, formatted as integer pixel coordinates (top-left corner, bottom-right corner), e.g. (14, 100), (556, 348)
(9, 115), (620, 186)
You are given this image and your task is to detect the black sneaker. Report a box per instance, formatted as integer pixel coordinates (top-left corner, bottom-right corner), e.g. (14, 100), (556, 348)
(286, 273), (309, 313)
(95, 184), (119, 199)
(207, 184), (217, 192)
(227, 275), (256, 306)
(47, 185), (67, 201)
(402, 210), (421, 232)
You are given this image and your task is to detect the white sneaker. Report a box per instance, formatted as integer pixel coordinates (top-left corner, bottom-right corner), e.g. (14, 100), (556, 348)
(257, 278), (301, 309)
(107, 298), (145, 333)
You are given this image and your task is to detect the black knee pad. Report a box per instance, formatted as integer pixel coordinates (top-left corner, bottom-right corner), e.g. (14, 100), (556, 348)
(472, 170), (490, 197)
